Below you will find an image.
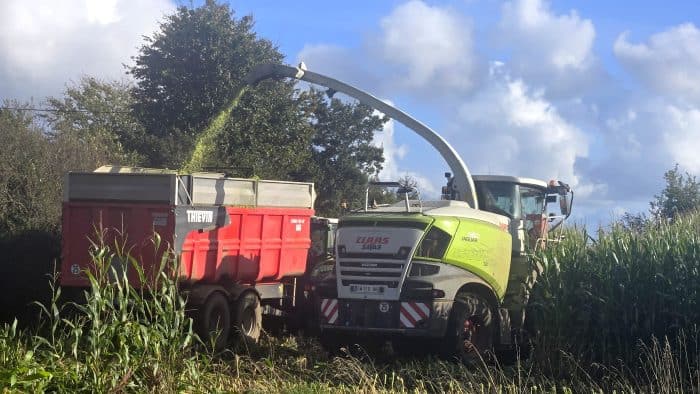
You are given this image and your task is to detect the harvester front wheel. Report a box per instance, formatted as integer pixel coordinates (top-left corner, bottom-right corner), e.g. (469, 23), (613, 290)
(232, 291), (262, 350)
(195, 292), (231, 352)
(443, 293), (494, 365)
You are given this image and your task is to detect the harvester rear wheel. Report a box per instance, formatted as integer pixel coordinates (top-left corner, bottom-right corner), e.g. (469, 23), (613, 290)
(443, 293), (494, 365)
(195, 292), (231, 352)
(232, 291), (262, 350)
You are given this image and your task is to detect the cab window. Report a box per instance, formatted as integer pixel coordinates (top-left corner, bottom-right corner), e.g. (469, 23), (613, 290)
(520, 186), (545, 217)
(475, 182), (517, 218)
(520, 186), (546, 235)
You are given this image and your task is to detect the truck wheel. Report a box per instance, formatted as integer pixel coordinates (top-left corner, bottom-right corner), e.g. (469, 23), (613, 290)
(195, 292), (231, 352)
(443, 293), (494, 365)
(232, 291), (262, 350)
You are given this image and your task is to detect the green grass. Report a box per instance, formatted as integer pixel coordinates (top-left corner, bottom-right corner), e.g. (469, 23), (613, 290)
(2, 214), (700, 392)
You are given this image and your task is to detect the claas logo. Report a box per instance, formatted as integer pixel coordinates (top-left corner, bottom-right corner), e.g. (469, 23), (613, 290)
(356, 236), (390, 251)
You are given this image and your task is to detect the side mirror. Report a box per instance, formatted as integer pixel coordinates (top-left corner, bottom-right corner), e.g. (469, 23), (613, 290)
(560, 193), (573, 216)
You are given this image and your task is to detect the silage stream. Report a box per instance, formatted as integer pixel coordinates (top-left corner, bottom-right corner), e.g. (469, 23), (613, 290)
(181, 86), (249, 173)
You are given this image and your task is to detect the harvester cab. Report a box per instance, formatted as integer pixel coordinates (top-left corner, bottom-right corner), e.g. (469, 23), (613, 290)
(469, 175), (573, 252)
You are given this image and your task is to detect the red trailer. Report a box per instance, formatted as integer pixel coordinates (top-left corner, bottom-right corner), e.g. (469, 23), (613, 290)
(61, 166), (317, 349)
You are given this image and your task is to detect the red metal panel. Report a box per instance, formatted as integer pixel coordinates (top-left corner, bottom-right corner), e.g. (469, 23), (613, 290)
(60, 202), (173, 287)
(62, 203), (314, 288)
(179, 207), (313, 284)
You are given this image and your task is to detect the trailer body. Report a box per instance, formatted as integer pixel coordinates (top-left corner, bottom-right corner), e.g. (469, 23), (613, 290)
(60, 167), (317, 349)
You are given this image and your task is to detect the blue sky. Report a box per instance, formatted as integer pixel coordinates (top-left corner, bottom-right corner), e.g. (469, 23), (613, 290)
(2, 0), (700, 227)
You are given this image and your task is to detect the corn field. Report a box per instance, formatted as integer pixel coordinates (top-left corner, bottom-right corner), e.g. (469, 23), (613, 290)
(2, 214), (700, 392)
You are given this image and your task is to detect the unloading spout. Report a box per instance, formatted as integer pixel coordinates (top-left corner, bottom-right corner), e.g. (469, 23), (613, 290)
(244, 62), (479, 209)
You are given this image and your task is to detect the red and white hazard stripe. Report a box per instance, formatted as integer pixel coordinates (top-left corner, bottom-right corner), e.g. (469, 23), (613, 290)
(320, 298), (339, 324)
(399, 301), (430, 328)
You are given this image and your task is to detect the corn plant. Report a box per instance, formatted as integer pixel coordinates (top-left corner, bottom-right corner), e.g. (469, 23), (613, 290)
(528, 212), (700, 385)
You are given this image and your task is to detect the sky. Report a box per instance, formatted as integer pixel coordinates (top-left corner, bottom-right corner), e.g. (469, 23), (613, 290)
(2, 0), (700, 228)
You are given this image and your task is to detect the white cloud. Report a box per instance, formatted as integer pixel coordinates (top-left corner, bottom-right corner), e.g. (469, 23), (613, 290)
(500, 0), (595, 71)
(497, 0), (601, 96)
(454, 64), (596, 196)
(661, 105), (700, 173)
(0, 0), (174, 101)
(614, 23), (700, 103)
(377, 0), (476, 92)
(85, 0), (120, 25)
(588, 97), (700, 203)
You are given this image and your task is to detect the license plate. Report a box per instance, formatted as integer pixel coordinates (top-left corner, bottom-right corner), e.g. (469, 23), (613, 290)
(350, 284), (384, 294)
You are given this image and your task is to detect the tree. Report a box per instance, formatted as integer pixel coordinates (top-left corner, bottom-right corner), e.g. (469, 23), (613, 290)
(304, 89), (387, 217)
(214, 81), (314, 179)
(128, 1), (388, 206)
(0, 103), (123, 239)
(650, 164), (700, 221)
(44, 77), (148, 165)
(620, 211), (649, 232)
(129, 0), (285, 168)
(398, 175), (420, 200)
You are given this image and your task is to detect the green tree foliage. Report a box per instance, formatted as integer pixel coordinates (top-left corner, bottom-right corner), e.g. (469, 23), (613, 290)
(128, 0), (387, 205)
(304, 90), (387, 217)
(650, 164), (700, 221)
(0, 103), (130, 239)
(129, 0), (284, 168)
(44, 77), (148, 165)
(214, 82), (314, 179)
(0, 106), (56, 237)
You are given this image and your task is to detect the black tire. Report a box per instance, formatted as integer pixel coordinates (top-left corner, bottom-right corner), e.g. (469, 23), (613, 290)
(195, 292), (231, 352)
(442, 293), (494, 365)
(232, 291), (262, 350)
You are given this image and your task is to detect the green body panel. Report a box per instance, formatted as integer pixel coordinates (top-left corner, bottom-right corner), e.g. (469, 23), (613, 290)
(442, 219), (512, 298)
(430, 216), (461, 236)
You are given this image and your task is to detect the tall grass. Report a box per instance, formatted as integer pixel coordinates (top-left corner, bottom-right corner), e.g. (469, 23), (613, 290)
(528, 211), (700, 382)
(0, 233), (211, 392)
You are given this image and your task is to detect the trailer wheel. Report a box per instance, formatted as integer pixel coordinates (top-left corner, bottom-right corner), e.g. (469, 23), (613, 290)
(232, 291), (262, 349)
(443, 293), (494, 365)
(195, 292), (231, 352)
